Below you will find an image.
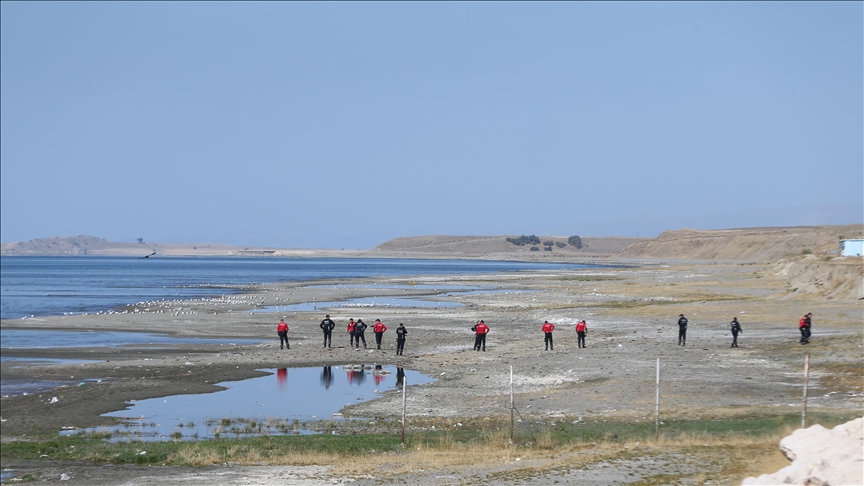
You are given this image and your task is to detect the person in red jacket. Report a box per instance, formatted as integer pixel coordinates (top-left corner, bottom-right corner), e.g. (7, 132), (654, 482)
(542, 320), (555, 350)
(799, 314), (811, 345)
(347, 318), (357, 347)
(373, 319), (387, 349)
(575, 320), (587, 348)
(474, 320), (490, 351)
(277, 319), (290, 350)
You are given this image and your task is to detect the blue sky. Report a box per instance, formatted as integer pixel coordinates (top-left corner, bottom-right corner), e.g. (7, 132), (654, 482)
(2, 2), (861, 248)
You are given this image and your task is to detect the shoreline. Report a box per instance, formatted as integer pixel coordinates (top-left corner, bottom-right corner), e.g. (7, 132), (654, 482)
(1, 260), (861, 484)
(0, 257), (625, 321)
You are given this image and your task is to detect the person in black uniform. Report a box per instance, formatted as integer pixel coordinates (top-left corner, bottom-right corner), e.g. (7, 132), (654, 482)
(396, 323), (407, 355)
(678, 314), (688, 346)
(730, 317), (742, 348)
(471, 321), (480, 351)
(320, 315), (335, 348)
(354, 319), (368, 348)
(321, 365), (333, 389)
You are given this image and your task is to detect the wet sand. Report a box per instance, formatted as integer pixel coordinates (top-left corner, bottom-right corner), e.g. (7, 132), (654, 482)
(2, 260), (862, 484)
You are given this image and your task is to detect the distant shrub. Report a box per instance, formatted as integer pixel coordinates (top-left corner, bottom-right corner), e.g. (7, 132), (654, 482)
(555, 242), (566, 248)
(529, 246), (540, 251)
(543, 241), (554, 247)
(568, 235), (583, 249)
(507, 235), (541, 246)
(801, 249), (812, 255)
(543, 246), (552, 251)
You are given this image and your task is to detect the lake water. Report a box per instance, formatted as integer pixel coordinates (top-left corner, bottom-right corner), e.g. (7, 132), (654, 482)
(64, 365), (433, 441)
(0, 329), (259, 349)
(1, 256), (594, 319)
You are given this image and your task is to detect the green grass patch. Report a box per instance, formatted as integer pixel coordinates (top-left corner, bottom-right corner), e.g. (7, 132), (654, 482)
(1, 413), (852, 466)
(511, 412), (853, 446)
(0, 433), (406, 465)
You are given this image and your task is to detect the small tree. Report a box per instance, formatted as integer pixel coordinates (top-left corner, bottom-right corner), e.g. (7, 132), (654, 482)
(568, 235), (583, 249)
(543, 241), (554, 247)
(137, 237), (144, 244)
(530, 246), (540, 251)
(507, 235), (542, 246)
(555, 241), (566, 248)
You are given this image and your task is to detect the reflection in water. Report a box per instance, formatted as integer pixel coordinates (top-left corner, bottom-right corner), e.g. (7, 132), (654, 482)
(374, 364), (385, 385)
(277, 368), (287, 390)
(396, 367), (405, 388)
(346, 367), (366, 385)
(68, 365), (434, 441)
(321, 366), (333, 389)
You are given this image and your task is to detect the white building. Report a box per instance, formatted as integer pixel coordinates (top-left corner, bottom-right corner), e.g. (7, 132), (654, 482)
(840, 239), (864, 257)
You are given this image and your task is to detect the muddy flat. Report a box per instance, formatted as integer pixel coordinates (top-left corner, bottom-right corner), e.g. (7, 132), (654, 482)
(1, 259), (861, 484)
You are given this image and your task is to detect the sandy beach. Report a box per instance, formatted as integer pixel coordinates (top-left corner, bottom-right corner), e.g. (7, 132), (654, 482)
(2, 251), (862, 484)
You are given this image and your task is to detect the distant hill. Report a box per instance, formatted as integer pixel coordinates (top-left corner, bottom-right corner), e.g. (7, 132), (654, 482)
(372, 235), (647, 258)
(0, 236), (246, 256)
(616, 225), (863, 261)
(1, 236), (127, 255)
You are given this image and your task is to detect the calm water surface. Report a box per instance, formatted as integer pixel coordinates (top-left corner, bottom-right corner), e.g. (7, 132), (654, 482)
(0, 329), (259, 349)
(1, 256), (595, 319)
(66, 365), (433, 441)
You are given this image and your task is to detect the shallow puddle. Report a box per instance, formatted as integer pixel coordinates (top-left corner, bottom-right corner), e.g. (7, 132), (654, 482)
(1, 377), (106, 397)
(247, 297), (462, 313)
(65, 365), (433, 441)
(0, 329), (260, 349)
(306, 284), (485, 291)
(239, 287), (538, 313)
(439, 289), (537, 297)
(0, 356), (98, 365)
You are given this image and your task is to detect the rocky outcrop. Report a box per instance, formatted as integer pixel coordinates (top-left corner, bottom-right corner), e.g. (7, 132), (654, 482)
(742, 417), (863, 486)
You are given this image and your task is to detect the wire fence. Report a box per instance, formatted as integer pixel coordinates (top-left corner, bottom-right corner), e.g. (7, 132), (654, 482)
(395, 354), (851, 447)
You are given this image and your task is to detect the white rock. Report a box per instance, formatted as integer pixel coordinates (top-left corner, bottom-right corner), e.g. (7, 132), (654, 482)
(742, 417), (863, 486)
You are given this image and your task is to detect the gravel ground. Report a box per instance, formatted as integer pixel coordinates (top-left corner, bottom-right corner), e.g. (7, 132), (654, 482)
(2, 260), (861, 484)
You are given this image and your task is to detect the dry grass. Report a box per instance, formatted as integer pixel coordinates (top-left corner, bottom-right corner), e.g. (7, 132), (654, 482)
(815, 362), (864, 394)
(170, 444), (340, 467)
(164, 423), (801, 484)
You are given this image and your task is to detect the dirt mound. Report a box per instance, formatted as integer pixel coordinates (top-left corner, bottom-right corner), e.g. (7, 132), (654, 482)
(617, 225), (863, 262)
(774, 256), (864, 300)
(372, 235), (647, 257)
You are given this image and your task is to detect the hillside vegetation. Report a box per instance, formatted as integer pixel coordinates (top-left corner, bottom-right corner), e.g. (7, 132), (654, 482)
(371, 235), (646, 257)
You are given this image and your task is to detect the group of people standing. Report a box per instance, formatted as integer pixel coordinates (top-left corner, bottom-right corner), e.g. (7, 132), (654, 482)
(278, 312), (813, 353)
(799, 313), (813, 345)
(681, 313), (814, 348)
(315, 315), (408, 355)
(538, 320), (587, 351)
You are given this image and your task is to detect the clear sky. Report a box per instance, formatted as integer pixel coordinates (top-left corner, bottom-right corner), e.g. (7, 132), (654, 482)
(2, 2), (861, 249)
